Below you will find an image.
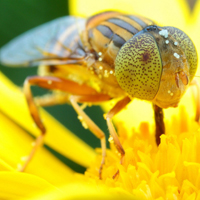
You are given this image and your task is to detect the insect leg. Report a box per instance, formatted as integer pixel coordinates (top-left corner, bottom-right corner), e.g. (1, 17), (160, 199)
(22, 77), (46, 172)
(105, 96), (131, 178)
(70, 95), (111, 179)
(22, 75), (106, 172)
(153, 104), (165, 146)
(34, 92), (70, 107)
(190, 79), (200, 122)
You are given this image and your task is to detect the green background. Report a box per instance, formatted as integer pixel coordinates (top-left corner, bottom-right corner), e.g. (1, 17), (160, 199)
(0, 0), (109, 173)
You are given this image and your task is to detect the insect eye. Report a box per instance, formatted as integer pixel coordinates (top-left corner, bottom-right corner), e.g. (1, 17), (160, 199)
(115, 32), (162, 100)
(164, 26), (198, 80)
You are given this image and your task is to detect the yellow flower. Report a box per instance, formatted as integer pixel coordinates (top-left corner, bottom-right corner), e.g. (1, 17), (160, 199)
(0, 0), (200, 199)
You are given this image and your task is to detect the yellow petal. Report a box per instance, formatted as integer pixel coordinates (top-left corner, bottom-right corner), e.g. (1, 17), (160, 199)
(0, 171), (60, 200)
(189, 0), (200, 76)
(69, 0), (190, 29)
(83, 105), (200, 198)
(101, 88), (196, 137)
(0, 109), (74, 186)
(0, 159), (14, 171)
(26, 176), (138, 200)
(191, 0), (200, 24)
(0, 72), (96, 167)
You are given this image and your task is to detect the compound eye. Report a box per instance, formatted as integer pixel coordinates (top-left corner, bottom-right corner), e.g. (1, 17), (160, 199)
(115, 32), (162, 100)
(164, 26), (198, 81)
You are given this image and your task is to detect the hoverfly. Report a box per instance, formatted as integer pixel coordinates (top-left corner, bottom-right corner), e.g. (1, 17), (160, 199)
(0, 11), (199, 179)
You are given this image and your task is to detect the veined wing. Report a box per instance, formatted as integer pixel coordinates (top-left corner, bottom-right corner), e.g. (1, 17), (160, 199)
(0, 16), (86, 67)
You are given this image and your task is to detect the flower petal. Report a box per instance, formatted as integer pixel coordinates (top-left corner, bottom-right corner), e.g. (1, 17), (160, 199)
(0, 72), (96, 167)
(101, 88), (196, 137)
(0, 171), (60, 200)
(0, 109), (74, 186)
(84, 107), (200, 198)
(69, 0), (190, 29)
(0, 158), (14, 171)
(25, 176), (139, 200)
(189, 0), (200, 76)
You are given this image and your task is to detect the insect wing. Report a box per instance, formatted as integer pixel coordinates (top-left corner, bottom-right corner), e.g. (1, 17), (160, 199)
(0, 16), (86, 67)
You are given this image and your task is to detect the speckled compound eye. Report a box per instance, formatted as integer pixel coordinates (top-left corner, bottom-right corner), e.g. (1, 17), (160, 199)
(164, 26), (198, 80)
(115, 32), (162, 100)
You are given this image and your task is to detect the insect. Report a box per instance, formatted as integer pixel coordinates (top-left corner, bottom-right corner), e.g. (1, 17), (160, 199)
(0, 11), (199, 179)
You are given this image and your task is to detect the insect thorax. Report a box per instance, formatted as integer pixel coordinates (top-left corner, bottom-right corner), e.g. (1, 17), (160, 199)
(86, 12), (155, 66)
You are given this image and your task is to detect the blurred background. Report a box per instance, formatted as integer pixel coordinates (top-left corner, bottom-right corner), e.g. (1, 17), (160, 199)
(0, 0), (198, 172)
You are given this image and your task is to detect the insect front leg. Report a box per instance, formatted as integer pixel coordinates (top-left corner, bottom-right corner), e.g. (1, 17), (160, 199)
(22, 77), (47, 172)
(69, 95), (111, 179)
(153, 104), (165, 146)
(105, 96), (131, 179)
(22, 75), (103, 172)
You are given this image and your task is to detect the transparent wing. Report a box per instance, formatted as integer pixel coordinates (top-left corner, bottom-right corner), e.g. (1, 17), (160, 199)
(0, 16), (86, 67)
